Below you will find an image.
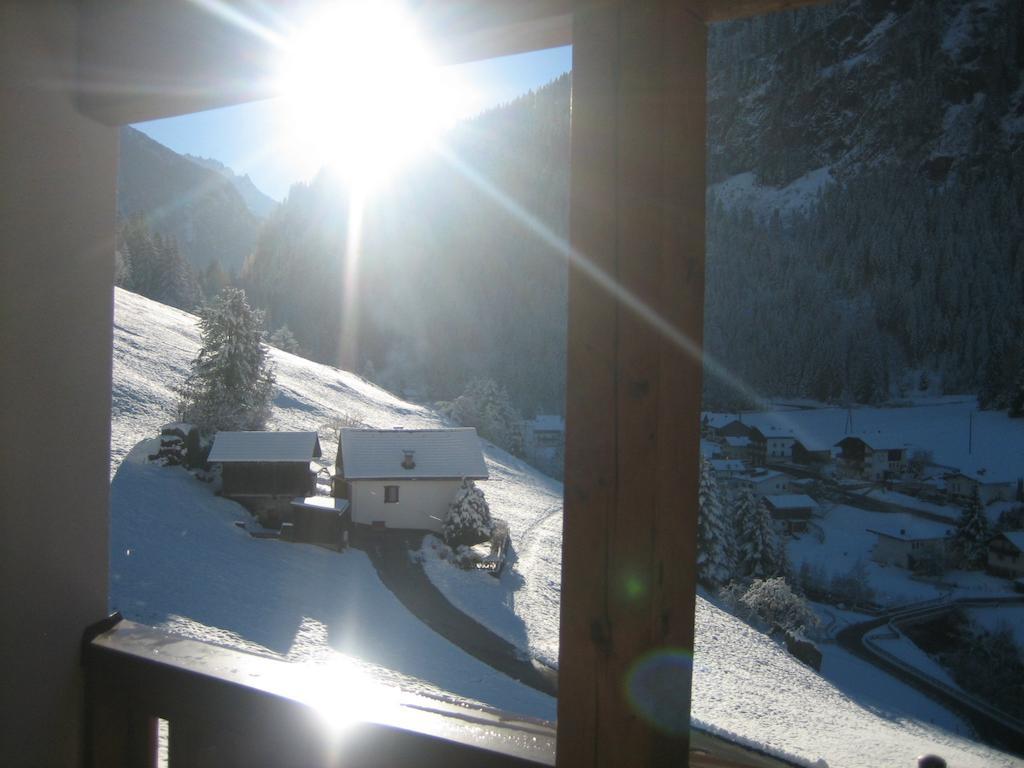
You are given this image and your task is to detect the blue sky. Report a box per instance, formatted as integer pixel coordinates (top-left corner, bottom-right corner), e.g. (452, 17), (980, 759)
(134, 46), (571, 201)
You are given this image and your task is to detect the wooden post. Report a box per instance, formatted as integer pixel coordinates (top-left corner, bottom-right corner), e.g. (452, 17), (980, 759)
(559, 2), (706, 766)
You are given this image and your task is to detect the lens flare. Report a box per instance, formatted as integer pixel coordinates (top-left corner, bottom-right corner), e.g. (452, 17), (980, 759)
(625, 648), (694, 736)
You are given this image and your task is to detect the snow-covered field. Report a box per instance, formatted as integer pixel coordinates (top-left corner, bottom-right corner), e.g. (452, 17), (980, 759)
(787, 505), (1014, 606)
(708, 400), (1024, 485)
(111, 288), (1023, 767)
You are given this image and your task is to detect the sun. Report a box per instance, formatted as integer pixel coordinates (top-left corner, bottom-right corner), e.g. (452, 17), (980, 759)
(274, 2), (467, 191)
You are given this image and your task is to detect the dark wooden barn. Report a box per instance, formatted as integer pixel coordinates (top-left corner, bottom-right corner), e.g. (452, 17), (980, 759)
(208, 431), (322, 499)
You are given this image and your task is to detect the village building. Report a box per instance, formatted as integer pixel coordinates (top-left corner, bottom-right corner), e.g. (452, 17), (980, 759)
(987, 531), (1024, 579)
(711, 418), (757, 441)
(334, 427), (488, 533)
(523, 414), (565, 477)
(738, 468), (789, 496)
(866, 520), (953, 571)
(208, 431), (322, 525)
(836, 437), (910, 481)
(709, 458), (745, 476)
(709, 459), (746, 487)
(763, 494), (818, 534)
(745, 427), (796, 466)
(945, 470), (1015, 505)
(287, 496), (351, 549)
(791, 437), (836, 466)
(721, 435), (751, 460)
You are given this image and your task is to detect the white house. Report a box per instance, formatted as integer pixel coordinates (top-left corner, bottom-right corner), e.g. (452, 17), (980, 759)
(334, 428), (488, 533)
(739, 469), (789, 496)
(945, 470), (1014, 505)
(866, 518), (953, 570)
(835, 437), (910, 481)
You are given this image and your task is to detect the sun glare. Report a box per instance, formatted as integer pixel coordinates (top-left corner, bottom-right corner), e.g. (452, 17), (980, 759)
(275, 2), (467, 190)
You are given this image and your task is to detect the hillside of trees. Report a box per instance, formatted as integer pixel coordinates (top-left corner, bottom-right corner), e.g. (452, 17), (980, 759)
(240, 74), (570, 415)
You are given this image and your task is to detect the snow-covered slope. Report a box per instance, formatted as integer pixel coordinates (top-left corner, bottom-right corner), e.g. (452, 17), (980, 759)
(111, 288), (1021, 766)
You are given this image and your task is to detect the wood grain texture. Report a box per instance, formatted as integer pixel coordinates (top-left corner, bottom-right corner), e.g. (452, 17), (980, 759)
(558, 2), (706, 765)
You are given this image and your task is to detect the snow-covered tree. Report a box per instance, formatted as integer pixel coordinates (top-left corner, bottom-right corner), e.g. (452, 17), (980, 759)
(734, 486), (782, 580)
(443, 378), (523, 456)
(443, 478), (493, 546)
(268, 324), (301, 355)
(725, 576), (819, 636)
(954, 487), (990, 569)
(697, 457), (733, 587)
(177, 287), (275, 434)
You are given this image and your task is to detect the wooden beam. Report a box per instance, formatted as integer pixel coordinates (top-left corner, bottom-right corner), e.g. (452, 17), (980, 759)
(558, 1), (705, 766)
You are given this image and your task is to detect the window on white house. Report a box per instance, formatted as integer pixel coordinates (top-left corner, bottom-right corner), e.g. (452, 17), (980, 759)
(385, 485), (399, 503)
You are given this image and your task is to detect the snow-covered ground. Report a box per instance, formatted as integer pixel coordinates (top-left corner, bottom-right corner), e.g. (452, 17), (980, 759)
(710, 166), (834, 219)
(864, 626), (962, 690)
(111, 289), (1022, 767)
(708, 400), (1024, 485)
(788, 505), (1015, 606)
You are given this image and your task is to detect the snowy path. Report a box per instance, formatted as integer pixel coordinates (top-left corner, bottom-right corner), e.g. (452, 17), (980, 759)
(366, 532), (556, 696)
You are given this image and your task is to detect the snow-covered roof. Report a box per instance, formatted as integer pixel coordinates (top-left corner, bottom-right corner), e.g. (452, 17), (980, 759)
(999, 531), (1024, 551)
(290, 496), (350, 512)
(208, 431), (322, 463)
(866, 516), (953, 542)
(724, 436), (750, 447)
(946, 469), (1014, 485)
(764, 494), (818, 510)
(529, 414), (565, 432)
(794, 436), (834, 453)
(339, 428), (488, 480)
(710, 459), (745, 472)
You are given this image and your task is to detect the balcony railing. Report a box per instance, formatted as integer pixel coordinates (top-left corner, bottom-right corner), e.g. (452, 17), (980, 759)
(82, 615), (556, 768)
(82, 615), (806, 767)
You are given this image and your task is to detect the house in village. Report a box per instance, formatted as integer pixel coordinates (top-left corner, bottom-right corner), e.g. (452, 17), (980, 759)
(945, 470), (1015, 505)
(709, 458), (746, 482)
(792, 437), (836, 466)
(745, 426), (796, 466)
(763, 494), (818, 534)
(523, 414), (565, 477)
(835, 437), (910, 481)
(987, 531), (1024, 579)
(866, 519), (953, 571)
(738, 468), (789, 496)
(208, 431), (322, 526)
(334, 427), (488, 533)
(721, 435), (751, 460)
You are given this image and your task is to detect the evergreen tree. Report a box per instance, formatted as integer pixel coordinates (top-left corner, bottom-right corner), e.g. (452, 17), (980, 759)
(734, 486), (782, 580)
(697, 457), (733, 587)
(268, 325), (301, 355)
(443, 478), (494, 546)
(444, 378), (524, 456)
(177, 287), (276, 434)
(954, 487), (990, 569)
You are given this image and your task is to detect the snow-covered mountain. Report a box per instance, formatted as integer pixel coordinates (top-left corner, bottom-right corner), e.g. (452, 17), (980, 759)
(117, 127), (263, 273)
(708, 0), (1024, 211)
(187, 155), (278, 218)
(110, 288), (1018, 767)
